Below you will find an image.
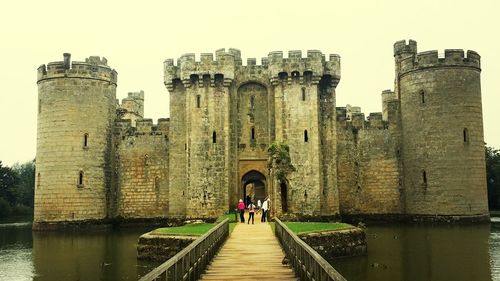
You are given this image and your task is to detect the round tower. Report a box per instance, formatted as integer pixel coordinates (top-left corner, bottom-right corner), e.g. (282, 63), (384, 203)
(34, 54), (117, 228)
(394, 40), (488, 220)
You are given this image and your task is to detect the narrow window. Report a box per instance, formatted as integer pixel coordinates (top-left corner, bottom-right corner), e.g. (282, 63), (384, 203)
(251, 127), (255, 140)
(212, 131), (217, 143)
(304, 130), (309, 142)
(38, 99), (42, 114)
(420, 91), (425, 104)
(250, 96), (255, 109)
(144, 154), (150, 166)
(463, 128), (469, 143)
(301, 88), (306, 101)
(196, 95), (200, 108)
(422, 170), (427, 185)
(83, 133), (89, 148)
(280, 182), (288, 212)
(37, 173), (41, 189)
(78, 171), (84, 187)
(154, 177), (160, 192)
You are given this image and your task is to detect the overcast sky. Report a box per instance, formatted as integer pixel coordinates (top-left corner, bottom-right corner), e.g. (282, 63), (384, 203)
(1, 0), (499, 166)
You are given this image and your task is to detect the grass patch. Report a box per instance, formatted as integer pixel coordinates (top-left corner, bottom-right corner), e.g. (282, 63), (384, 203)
(284, 222), (353, 235)
(151, 223), (215, 236)
(151, 212), (238, 237)
(216, 212), (237, 223)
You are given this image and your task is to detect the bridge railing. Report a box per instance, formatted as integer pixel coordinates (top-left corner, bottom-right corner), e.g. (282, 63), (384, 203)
(275, 218), (347, 281)
(139, 218), (229, 281)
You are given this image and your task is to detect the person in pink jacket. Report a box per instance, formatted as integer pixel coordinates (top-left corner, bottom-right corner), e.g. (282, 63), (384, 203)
(237, 199), (245, 223)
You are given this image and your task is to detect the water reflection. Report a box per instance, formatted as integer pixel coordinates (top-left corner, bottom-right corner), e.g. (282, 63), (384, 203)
(32, 228), (157, 281)
(490, 220), (500, 280)
(333, 223), (493, 281)
(1, 218), (499, 280)
(0, 218), (34, 281)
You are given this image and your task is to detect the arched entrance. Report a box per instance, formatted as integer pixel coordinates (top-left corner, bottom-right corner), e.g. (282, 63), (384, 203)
(241, 170), (266, 206)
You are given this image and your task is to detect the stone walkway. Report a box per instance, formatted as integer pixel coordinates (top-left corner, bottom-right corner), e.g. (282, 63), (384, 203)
(199, 213), (297, 280)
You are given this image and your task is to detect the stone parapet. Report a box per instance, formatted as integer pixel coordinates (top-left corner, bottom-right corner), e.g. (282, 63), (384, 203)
(37, 53), (117, 85)
(164, 49), (340, 90)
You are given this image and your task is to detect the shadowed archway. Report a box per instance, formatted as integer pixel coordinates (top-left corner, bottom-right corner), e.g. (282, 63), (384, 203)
(241, 170), (267, 206)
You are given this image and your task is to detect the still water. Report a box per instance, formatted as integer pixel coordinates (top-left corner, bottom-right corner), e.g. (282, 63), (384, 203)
(334, 218), (500, 281)
(0, 217), (499, 281)
(0, 217), (157, 281)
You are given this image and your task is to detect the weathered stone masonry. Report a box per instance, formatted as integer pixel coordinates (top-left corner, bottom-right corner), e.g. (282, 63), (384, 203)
(33, 40), (489, 228)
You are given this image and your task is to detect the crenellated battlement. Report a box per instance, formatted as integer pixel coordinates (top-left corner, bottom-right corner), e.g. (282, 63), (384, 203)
(266, 50), (340, 85)
(37, 53), (117, 85)
(393, 39), (417, 57)
(164, 48), (241, 89)
(395, 40), (481, 75)
(337, 104), (393, 131)
(115, 118), (170, 137)
(163, 49), (341, 90)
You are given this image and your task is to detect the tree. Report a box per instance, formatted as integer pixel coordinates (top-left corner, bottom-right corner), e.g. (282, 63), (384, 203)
(0, 161), (19, 217)
(268, 141), (295, 183)
(11, 160), (35, 208)
(486, 146), (500, 210)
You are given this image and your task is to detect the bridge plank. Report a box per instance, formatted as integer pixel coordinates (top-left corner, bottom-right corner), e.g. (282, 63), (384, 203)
(199, 214), (297, 280)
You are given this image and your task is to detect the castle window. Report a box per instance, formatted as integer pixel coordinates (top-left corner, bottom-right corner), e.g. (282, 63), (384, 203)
(78, 171), (84, 187)
(304, 71), (312, 83)
(251, 127), (255, 140)
(250, 96), (255, 109)
(301, 88), (306, 101)
(83, 133), (89, 148)
(463, 128), (469, 143)
(38, 99), (41, 114)
(291, 71), (300, 81)
(214, 74), (224, 87)
(196, 95), (201, 108)
(190, 74), (199, 85)
(422, 170), (427, 186)
(144, 154), (150, 166)
(154, 177), (160, 192)
(278, 72), (288, 81)
(212, 131), (217, 143)
(420, 90), (425, 104)
(37, 173), (41, 189)
(304, 130), (309, 142)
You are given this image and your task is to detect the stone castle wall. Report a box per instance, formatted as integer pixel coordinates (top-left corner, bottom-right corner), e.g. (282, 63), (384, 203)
(115, 119), (169, 218)
(34, 55), (117, 225)
(337, 103), (402, 215)
(34, 40), (489, 225)
(395, 42), (488, 217)
(183, 76), (231, 218)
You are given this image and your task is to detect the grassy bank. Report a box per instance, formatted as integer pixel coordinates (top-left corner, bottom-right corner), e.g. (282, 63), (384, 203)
(284, 222), (353, 235)
(151, 213), (237, 236)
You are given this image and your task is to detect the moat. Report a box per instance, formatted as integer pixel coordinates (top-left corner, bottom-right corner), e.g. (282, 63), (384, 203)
(1, 218), (499, 281)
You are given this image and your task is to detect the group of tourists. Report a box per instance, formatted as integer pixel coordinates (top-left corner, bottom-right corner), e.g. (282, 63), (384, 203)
(237, 197), (270, 224)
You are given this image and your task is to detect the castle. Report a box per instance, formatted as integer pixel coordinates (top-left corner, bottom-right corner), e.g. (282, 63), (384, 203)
(33, 40), (489, 228)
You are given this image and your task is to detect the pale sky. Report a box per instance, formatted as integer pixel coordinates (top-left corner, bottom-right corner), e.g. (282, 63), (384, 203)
(1, 0), (499, 166)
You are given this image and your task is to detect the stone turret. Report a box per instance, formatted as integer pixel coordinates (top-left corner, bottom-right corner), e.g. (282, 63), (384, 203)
(395, 40), (488, 220)
(119, 90), (145, 126)
(34, 54), (117, 228)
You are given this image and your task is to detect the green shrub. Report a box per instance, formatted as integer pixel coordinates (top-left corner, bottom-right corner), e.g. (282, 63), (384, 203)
(12, 204), (33, 216)
(0, 197), (12, 218)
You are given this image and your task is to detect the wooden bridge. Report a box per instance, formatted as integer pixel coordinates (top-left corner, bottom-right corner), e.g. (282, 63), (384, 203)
(139, 213), (346, 281)
(199, 214), (297, 280)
